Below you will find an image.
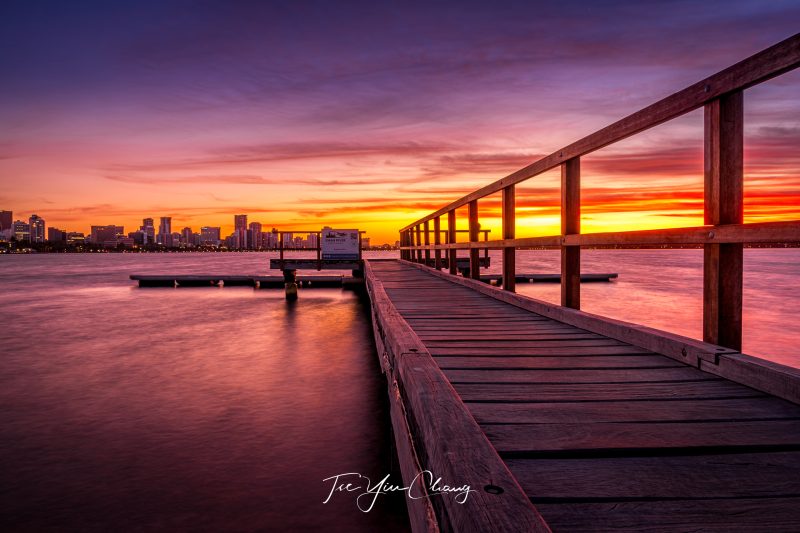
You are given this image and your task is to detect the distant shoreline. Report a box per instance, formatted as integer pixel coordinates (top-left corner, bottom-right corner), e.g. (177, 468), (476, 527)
(0, 248), (399, 255)
(2, 244), (798, 255)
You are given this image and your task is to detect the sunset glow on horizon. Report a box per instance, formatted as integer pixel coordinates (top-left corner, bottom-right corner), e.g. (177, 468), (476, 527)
(1, 1), (798, 244)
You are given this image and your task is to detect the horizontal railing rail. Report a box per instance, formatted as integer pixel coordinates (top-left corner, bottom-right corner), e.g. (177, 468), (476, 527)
(398, 33), (800, 352)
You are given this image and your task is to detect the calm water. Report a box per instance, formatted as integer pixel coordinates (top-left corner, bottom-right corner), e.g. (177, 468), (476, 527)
(0, 252), (409, 531)
(1, 249), (798, 531)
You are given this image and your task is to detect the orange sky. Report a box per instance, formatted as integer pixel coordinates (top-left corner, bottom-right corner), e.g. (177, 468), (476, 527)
(1, 3), (798, 244)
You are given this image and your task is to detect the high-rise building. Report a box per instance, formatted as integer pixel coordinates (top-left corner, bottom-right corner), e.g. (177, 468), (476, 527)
(13, 221), (30, 241)
(158, 217), (172, 247)
(181, 227), (194, 246)
(129, 231), (145, 246)
(248, 222), (262, 249)
(200, 226), (221, 246)
(140, 218), (155, 244)
(0, 210), (12, 232)
(262, 231), (277, 249)
(47, 227), (67, 242)
(234, 215), (247, 249)
(91, 225), (119, 246)
(28, 214), (45, 243)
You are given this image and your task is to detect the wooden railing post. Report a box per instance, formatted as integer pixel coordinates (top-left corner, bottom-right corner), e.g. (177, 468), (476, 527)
(468, 200), (480, 279)
(503, 185), (516, 292)
(448, 211), (457, 275)
(704, 91), (743, 350)
(561, 158), (580, 309)
(401, 231), (408, 260)
(416, 224), (422, 263)
(424, 220), (431, 265)
(434, 216), (442, 270)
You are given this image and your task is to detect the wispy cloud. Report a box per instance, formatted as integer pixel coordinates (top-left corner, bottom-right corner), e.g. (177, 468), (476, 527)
(103, 174), (274, 185)
(103, 173), (427, 187)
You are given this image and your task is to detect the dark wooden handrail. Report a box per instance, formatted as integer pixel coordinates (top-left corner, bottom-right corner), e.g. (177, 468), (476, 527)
(398, 33), (800, 352)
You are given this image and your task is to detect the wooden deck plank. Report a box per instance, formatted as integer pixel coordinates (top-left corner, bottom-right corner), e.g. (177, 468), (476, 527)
(453, 381), (764, 402)
(534, 497), (800, 532)
(435, 355), (683, 370)
(428, 339), (631, 349)
(483, 419), (800, 454)
(431, 345), (656, 356)
(443, 367), (718, 384)
(424, 337), (627, 347)
(416, 327), (583, 336)
(506, 452), (800, 500)
(420, 333), (602, 341)
(468, 397), (800, 424)
(408, 321), (562, 328)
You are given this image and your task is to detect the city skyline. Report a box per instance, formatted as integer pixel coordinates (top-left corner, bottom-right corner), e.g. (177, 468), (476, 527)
(1, 208), (377, 250)
(1, 2), (798, 244)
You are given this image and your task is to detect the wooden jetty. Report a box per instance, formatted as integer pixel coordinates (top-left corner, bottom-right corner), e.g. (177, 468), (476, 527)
(367, 34), (800, 532)
(129, 273), (363, 288)
(366, 260), (800, 532)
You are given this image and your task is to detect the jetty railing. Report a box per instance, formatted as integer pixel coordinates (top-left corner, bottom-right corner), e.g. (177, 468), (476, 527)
(399, 33), (800, 351)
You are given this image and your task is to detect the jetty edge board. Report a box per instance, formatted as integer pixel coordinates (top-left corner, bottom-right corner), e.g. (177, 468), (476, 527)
(364, 260), (551, 533)
(364, 259), (800, 532)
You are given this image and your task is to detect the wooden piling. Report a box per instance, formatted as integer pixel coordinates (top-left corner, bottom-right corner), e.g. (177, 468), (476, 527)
(283, 269), (298, 301)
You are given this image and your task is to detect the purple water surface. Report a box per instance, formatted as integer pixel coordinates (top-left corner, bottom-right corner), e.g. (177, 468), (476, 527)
(0, 251), (409, 531)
